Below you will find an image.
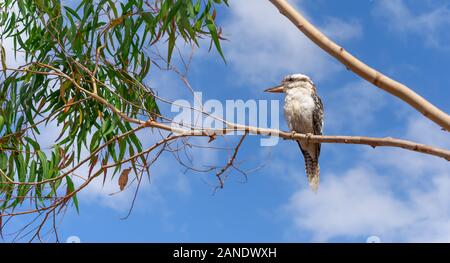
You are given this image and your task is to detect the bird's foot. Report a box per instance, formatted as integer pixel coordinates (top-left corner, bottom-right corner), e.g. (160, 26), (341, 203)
(305, 133), (313, 142)
(291, 131), (297, 139)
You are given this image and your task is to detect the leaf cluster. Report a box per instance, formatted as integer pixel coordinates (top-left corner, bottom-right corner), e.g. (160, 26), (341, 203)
(0, 0), (227, 215)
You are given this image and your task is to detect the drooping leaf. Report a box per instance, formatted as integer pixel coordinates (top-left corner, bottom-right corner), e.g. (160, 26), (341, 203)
(37, 151), (49, 180)
(118, 167), (131, 191)
(65, 176), (79, 213)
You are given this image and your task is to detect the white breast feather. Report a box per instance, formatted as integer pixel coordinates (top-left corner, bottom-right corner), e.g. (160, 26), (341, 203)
(284, 87), (315, 134)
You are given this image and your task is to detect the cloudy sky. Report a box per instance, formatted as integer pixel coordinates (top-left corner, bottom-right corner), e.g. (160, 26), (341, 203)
(4, 0), (450, 242)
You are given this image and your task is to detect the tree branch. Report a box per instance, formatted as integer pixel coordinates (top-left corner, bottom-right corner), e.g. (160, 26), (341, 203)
(5, 65), (449, 162)
(144, 120), (450, 161)
(269, 0), (450, 131)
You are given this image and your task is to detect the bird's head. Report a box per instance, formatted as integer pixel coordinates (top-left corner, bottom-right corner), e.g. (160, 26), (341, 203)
(264, 74), (315, 93)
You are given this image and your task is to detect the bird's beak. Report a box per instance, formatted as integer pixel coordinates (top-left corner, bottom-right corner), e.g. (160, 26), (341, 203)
(264, 85), (284, 93)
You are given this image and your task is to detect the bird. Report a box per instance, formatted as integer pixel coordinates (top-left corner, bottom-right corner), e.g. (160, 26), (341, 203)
(265, 74), (324, 192)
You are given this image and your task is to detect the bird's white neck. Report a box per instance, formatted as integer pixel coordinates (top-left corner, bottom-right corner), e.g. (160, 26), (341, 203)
(285, 83), (314, 99)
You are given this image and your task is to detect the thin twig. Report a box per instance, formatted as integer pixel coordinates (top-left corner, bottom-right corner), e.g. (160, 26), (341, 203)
(215, 133), (248, 188)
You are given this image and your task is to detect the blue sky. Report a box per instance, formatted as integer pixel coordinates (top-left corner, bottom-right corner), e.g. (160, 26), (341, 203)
(4, 0), (450, 242)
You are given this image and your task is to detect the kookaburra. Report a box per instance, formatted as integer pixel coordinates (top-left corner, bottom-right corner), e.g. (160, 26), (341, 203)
(265, 74), (324, 192)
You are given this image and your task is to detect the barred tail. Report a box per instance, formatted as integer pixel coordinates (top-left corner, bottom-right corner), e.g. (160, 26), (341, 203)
(297, 141), (320, 192)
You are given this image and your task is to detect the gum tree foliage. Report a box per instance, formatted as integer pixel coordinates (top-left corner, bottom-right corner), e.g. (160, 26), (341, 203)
(0, 0), (227, 219)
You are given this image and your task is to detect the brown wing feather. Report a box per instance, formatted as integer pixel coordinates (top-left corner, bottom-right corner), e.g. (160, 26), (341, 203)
(312, 93), (323, 156)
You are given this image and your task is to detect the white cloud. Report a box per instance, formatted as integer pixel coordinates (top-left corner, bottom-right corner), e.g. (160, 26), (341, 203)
(224, 0), (362, 86)
(282, 117), (450, 242)
(285, 166), (450, 242)
(285, 167), (414, 241)
(321, 17), (362, 42)
(373, 0), (450, 50)
(76, 166), (144, 212)
(368, 116), (450, 179)
(325, 80), (387, 133)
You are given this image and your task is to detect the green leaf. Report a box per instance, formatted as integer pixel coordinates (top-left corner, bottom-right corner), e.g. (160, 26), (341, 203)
(0, 115), (4, 132)
(102, 119), (115, 137)
(194, 0), (201, 14)
(90, 130), (101, 152)
(25, 137), (41, 151)
(64, 6), (81, 20)
(167, 28), (176, 65)
(205, 15), (226, 62)
(37, 151), (49, 180)
(0, 153), (7, 171)
(0, 43), (6, 73)
(29, 160), (37, 182)
(65, 176), (79, 213)
(15, 115), (24, 132)
(108, 0), (119, 18)
(164, 0), (183, 32)
(15, 154), (26, 182)
(118, 138), (126, 161)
